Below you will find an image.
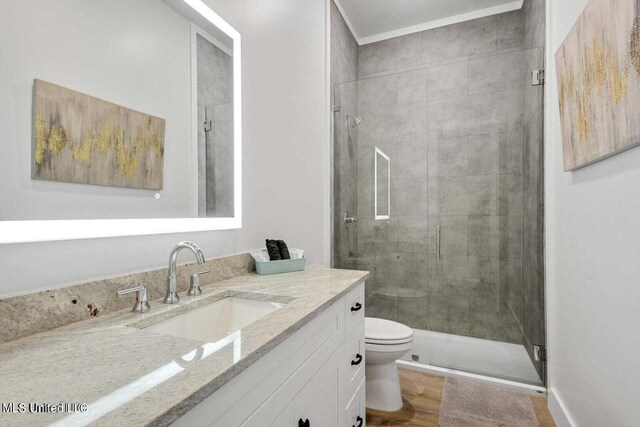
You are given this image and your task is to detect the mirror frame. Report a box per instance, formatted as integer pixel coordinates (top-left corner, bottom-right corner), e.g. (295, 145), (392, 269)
(374, 146), (391, 221)
(0, 0), (242, 244)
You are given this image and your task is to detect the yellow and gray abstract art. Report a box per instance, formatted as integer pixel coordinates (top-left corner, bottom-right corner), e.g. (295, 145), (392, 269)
(33, 79), (165, 189)
(556, 0), (640, 170)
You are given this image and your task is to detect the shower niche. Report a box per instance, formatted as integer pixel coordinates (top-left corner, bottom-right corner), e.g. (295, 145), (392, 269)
(374, 147), (390, 220)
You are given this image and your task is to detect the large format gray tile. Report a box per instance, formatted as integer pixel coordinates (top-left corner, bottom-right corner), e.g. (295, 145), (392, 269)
(358, 74), (397, 110)
(522, 215), (544, 309)
(468, 51), (523, 95)
(397, 216), (430, 253)
(391, 178), (427, 217)
(441, 90), (523, 137)
(397, 296), (430, 330)
(522, 108), (543, 217)
(422, 16), (498, 64)
(357, 106), (400, 144)
(397, 140), (428, 178)
(499, 215), (523, 258)
(497, 10), (524, 50)
(357, 179), (375, 220)
(468, 175), (497, 216)
(398, 68), (429, 105)
(428, 136), (469, 177)
(427, 99), (444, 136)
(427, 176), (469, 216)
(360, 103), (428, 144)
(374, 251), (429, 291)
(427, 61), (468, 100)
(498, 132), (523, 175)
(359, 33), (422, 77)
(366, 293), (398, 321)
(469, 216), (500, 257)
(470, 297), (523, 343)
(428, 290), (470, 335)
(498, 174), (523, 216)
(523, 0), (545, 49)
(499, 256), (522, 301)
(440, 256), (498, 297)
(468, 134), (498, 175)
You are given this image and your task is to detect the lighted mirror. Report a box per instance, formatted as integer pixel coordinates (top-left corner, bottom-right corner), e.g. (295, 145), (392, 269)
(374, 147), (390, 220)
(0, 0), (242, 243)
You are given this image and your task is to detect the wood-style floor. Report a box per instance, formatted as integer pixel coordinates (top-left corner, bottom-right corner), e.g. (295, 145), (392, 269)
(366, 369), (556, 426)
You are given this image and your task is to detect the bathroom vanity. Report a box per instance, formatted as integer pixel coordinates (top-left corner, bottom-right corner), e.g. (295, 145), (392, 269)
(0, 269), (367, 426)
(175, 276), (366, 427)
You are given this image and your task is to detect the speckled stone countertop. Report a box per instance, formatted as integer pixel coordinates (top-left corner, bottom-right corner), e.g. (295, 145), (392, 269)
(0, 268), (368, 427)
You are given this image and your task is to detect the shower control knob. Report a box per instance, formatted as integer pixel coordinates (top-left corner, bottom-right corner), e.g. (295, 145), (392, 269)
(344, 212), (358, 224)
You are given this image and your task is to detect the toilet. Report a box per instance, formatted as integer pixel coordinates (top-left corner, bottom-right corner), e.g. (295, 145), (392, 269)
(365, 317), (414, 412)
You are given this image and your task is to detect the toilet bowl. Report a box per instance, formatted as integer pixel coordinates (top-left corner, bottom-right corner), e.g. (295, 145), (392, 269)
(365, 317), (413, 412)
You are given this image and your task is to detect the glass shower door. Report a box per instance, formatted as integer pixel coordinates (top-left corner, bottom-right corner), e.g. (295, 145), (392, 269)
(332, 82), (359, 269)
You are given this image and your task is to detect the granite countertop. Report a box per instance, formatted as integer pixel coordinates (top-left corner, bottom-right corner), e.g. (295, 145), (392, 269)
(0, 268), (368, 427)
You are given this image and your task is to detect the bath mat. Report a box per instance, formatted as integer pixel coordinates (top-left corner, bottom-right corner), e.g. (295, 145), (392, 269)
(438, 377), (539, 426)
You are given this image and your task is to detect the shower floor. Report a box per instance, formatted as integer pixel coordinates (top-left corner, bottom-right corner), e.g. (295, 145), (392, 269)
(399, 328), (543, 387)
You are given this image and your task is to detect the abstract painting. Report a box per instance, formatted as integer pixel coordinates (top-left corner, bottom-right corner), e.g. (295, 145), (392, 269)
(33, 79), (165, 189)
(556, 0), (640, 170)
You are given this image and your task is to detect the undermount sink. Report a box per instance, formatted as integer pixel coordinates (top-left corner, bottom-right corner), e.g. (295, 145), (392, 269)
(145, 297), (285, 343)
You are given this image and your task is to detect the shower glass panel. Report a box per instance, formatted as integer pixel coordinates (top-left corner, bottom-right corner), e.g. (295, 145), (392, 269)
(333, 82), (359, 267)
(331, 0), (545, 387)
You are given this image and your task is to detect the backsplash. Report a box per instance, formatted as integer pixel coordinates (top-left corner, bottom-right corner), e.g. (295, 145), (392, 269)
(0, 252), (255, 344)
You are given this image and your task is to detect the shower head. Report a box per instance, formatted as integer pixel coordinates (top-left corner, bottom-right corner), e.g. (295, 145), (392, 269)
(346, 114), (362, 126)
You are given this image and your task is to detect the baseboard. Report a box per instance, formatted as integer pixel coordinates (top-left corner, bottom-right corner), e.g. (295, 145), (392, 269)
(548, 389), (576, 427)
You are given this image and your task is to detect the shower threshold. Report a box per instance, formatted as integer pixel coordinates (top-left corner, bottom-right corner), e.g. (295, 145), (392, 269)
(398, 328), (545, 395)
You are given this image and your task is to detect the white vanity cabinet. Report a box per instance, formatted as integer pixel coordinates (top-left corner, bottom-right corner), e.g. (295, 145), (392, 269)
(173, 281), (366, 427)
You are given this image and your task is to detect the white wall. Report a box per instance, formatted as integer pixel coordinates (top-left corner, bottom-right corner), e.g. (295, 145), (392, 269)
(0, 0), (196, 220)
(0, 0), (330, 297)
(546, 0), (640, 425)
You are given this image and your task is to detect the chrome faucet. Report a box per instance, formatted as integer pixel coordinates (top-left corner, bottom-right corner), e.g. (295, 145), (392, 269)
(164, 241), (206, 304)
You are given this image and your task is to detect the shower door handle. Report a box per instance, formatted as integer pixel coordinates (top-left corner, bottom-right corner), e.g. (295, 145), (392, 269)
(436, 225), (441, 260)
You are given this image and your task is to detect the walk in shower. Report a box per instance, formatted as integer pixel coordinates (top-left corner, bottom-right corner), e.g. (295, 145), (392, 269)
(331, 0), (545, 387)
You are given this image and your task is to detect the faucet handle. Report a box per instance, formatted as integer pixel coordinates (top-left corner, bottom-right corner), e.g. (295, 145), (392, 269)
(188, 270), (210, 296)
(117, 285), (151, 313)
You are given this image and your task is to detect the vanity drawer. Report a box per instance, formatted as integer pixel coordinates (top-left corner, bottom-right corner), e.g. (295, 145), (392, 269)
(345, 282), (364, 334)
(346, 319), (365, 396)
(345, 377), (366, 427)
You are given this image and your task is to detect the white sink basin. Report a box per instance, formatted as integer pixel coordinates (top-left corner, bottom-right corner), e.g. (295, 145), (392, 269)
(145, 297), (285, 342)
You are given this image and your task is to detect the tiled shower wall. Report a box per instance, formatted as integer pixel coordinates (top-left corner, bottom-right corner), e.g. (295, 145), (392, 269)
(356, 11), (529, 344)
(331, 2), (544, 349)
(521, 0), (546, 377)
